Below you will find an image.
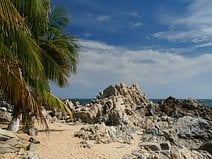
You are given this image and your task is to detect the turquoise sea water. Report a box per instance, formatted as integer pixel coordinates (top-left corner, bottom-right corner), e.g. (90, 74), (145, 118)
(71, 98), (212, 107)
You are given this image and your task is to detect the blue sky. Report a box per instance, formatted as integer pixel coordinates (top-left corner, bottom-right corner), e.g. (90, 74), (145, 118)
(52, 0), (212, 99)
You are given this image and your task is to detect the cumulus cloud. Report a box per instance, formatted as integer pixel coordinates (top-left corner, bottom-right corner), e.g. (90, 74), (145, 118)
(52, 40), (212, 98)
(153, 0), (212, 44)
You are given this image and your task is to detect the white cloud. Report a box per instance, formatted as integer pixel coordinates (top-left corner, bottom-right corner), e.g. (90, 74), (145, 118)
(126, 11), (140, 17)
(95, 15), (111, 22)
(130, 22), (142, 30)
(56, 40), (212, 98)
(194, 42), (212, 48)
(153, 0), (212, 44)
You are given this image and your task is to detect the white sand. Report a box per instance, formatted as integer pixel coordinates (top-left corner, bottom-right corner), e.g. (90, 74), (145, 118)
(1, 122), (139, 159)
(35, 122), (139, 159)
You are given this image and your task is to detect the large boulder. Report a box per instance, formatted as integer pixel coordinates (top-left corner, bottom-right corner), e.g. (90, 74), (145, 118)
(176, 116), (212, 139)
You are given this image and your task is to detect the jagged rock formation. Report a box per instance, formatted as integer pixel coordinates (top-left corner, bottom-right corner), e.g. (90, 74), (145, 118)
(155, 96), (212, 120)
(71, 83), (212, 159)
(74, 83), (151, 126)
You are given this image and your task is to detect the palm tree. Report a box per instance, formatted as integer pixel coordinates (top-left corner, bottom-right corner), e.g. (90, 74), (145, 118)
(0, 0), (79, 132)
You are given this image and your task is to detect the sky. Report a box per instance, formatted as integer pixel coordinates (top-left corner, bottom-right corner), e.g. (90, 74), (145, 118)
(51, 0), (212, 99)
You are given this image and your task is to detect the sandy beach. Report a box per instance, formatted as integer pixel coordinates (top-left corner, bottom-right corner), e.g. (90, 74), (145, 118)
(9, 122), (138, 159)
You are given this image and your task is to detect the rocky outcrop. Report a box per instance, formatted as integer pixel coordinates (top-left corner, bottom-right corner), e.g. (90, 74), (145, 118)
(73, 83), (151, 126)
(98, 83), (150, 107)
(74, 123), (135, 145)
(122, 115), (212, 159)
(74, 123), (112, 144)
(71, 83), (212, 158)
(155, 96), (212, 120)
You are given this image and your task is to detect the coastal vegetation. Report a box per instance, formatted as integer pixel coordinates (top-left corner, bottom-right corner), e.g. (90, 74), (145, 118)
(0, 0), (79, 131)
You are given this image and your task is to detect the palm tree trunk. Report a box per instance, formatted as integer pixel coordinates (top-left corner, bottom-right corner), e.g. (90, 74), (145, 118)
(7, 117), (20, 132)
(7, 103), (21, 132)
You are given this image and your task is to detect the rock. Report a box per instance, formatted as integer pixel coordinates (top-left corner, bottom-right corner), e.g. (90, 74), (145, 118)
(74, 83), (152, 127)
(27, 127), (39, 136)
(0, 101), (13, 111)
(0, 101), (13, 122)
(99, 83), (150, 106)
(131, 150), (146, 159)
(0, 111), (12, 122)
(66, 84), (212, 158)
(29, 137), (40, 144)
(139, 142), (161, 151)
(176, 116), (212, 139)
(156, 97), (212, 120)
(75, 123), (112, 144)
(24, 151), (40, 159)
(75, 123), (135, 145)
(79, 140), (92, 149)
(0, 128), (17, 140)
(160, 142), (171, 151)
(182, 98), (199, 110)
(27, 143), (36, 151)
(0, 137), (23, 154)
(0, 144), (20, 154)
(144, 127), (160, 135)
(75, 103), (100, 124)
(122, 154), (137, 159)
(199, 140), (212, 154)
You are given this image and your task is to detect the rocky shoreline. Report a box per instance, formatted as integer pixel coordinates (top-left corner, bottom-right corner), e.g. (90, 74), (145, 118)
(0, 83), (212, 159)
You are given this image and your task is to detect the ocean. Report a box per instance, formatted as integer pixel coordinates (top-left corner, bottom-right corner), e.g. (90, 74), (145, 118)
(71, 98), (212, 107)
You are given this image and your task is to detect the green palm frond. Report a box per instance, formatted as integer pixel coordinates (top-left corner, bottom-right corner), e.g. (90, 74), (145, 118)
(43, 92), (73, 119)
(49, 6), (70, 31)
(13, 0), (50, 39)
(0, 1), (79, 128)
(0, 0), (44, 78)
(40, 33), (79, 87)
(0, 0), (29, 32)
(0, 58), (48, 128)
(0, 42), (18, 62)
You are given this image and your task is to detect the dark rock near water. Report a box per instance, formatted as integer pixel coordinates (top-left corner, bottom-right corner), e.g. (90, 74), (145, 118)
(155, 96), (212, 120)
